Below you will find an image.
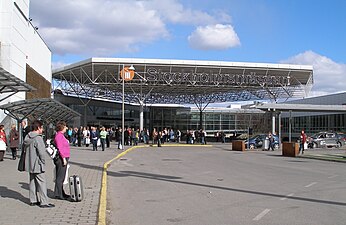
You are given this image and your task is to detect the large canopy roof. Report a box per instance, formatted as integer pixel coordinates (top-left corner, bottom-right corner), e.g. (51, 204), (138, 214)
(0, 98), (81, 124)
(0, 66), (36, 102)
(52, 58), (313, 104)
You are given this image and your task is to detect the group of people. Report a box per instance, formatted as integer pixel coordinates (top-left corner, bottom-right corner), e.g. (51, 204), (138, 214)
(66, 126), (113, 151)
(24, 120), (73, 208)
(0, 121), (30, 161)
(0, 120), (72, 208)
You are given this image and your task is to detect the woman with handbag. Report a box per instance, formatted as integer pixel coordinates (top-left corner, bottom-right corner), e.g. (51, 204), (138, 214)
(9, 124), (19, 160)
(54, 121), (70, 200)
(0, 124), (7, 161)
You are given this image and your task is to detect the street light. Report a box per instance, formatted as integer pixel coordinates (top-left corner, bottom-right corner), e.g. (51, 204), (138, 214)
(120, 65), (135, 150)
(125, 65), (147, 132)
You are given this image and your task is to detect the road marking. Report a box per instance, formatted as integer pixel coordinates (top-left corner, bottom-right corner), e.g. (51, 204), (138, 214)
(253, 209), (271, 221)
(280, 193), (294, 200)
(328, 175), (338, 179)
(98, 146), (144, 225)
(97, 144), (212, 225)
(305, 182), (317, 188)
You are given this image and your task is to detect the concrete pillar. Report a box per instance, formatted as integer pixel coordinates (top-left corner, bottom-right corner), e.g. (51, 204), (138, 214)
(272, 111), (276, 134)
(139, 102), (144, 131)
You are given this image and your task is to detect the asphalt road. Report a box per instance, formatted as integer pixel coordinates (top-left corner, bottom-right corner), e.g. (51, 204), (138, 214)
(107, 145), (346, 225)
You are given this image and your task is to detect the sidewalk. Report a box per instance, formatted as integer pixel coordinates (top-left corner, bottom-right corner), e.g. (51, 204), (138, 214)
(0, 143), (119, 225)
(298, 148), (346, 163)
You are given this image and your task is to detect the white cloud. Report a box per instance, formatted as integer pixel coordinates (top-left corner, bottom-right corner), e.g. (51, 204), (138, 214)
(30, 0), (169, 56)
(142, 0), (220, 25)
(51, 61), (69, 70)
(30, 0), (232, 57)
(281, 51), (346, 96)
(188, 24), (240, 50)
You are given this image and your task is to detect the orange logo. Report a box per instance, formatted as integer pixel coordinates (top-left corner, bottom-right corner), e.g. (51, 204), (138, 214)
(120, 67), (135, 81)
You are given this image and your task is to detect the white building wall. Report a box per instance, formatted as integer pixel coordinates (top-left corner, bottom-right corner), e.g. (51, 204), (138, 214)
(0, 0), (51, 123)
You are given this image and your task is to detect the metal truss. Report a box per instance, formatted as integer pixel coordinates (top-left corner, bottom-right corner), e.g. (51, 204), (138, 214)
(52, 61), (313, 105)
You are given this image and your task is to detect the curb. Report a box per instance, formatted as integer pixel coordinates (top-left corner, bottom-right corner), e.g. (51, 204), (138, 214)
(299, 154), (346, 163)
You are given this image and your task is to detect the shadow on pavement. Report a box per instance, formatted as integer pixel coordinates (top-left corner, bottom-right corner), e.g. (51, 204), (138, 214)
(109, 170), (182, 180)
(67, 153), (346, 208)
(108, 169), (346, 207)
(0, 186), (28, 205)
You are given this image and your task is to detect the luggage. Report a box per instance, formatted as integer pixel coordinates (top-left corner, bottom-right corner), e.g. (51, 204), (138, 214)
(69, 175), (84, 202)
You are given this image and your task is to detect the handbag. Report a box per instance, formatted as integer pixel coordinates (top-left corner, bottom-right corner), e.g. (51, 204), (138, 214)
(46, 139), (61, 161)
(18, 148), (26, 172)
(0, 140), (6, 151)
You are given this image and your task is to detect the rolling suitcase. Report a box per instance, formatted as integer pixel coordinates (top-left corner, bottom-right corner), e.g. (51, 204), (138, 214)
(69, 175), (84, 202)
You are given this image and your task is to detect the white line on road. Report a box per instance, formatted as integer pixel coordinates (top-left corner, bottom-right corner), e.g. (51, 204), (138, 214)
(280, 193), (294, 200)
(253, 209), (271, 221)
(328, 175), (338, 179)
(305, 182), (317, 188)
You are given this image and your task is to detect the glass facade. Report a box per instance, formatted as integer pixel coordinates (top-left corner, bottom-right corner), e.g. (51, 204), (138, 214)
(149, 107), (269, 136)
(55, 92), (346, 140)
(281, 113), (346, 138)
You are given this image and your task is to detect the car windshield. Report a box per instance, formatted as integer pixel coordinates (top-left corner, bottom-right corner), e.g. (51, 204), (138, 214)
(326, 133), (336, 138)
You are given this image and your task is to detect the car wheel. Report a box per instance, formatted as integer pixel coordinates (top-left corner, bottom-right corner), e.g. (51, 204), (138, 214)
(337, 142), (341, 148)
(313, 142), (318, 148)
(249, 144), (255, 150)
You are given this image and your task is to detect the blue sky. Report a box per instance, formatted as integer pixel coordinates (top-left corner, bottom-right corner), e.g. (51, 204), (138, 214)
(30, 0), (346, 97)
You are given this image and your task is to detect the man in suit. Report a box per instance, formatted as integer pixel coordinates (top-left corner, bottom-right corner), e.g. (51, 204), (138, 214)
(23, 120), (55, 208)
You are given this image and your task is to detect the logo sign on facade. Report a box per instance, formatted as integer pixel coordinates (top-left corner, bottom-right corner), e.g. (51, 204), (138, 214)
(146, 68), (290, 86)
(120, 67), (135, 81)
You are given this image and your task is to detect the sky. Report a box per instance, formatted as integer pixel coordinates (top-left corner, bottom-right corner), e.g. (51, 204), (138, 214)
(29, 0), (346, 99)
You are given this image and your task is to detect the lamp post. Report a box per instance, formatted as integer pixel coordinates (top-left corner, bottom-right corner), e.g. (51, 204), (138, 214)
(120, 65), (135, 150)
(122, 65), (125, 150)
(125, 65), (147, 132)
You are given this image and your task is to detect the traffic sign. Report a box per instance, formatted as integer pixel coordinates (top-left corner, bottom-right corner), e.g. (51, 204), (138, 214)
(120, 67), (135, 81)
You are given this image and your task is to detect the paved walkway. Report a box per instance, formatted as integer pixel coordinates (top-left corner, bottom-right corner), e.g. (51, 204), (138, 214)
(1, 142), (345, 225)
(0, 143), (119, 225)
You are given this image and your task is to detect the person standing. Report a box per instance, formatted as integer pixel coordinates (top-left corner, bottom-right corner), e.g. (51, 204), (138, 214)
(67, 127), (73, 143)
(54, 121), (70, 200)
(99, 127), (107, 151)
(106, 128), (111, 148)
(9, 124), (19, 160)
(0, 125), (7, 161)
(77, 126), (83, 147)
(268, 132), (275, 151)
(23, 120), (55, 208)
(200, 129), (205, 145)
(117, 128), (123, 150)
(21, 120), (30, 140)
(176, 129), (181, 143)
(90, 127), (99, 151)
(299, 130), (307, 154)
(83, 127), (90, 147)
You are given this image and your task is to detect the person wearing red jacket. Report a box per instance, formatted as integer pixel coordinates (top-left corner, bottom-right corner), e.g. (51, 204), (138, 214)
(299, 130), (307, 154)
(0, 124), (7, 161)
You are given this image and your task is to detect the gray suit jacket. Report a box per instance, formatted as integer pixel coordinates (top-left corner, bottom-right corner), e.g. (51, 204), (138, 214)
(23, 131), (46, 173)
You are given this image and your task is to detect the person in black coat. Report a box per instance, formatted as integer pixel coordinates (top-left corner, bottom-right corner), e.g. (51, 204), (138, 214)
(77, 126), (83, 147)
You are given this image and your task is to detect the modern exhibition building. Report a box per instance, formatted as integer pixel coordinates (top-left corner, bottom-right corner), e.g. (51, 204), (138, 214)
(51, 57), (314, 138)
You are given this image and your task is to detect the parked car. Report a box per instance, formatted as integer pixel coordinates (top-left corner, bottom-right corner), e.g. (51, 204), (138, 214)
(310, 132), (341, 148)
(337, 133), (346, 146)
(245, 134), (279, 150)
